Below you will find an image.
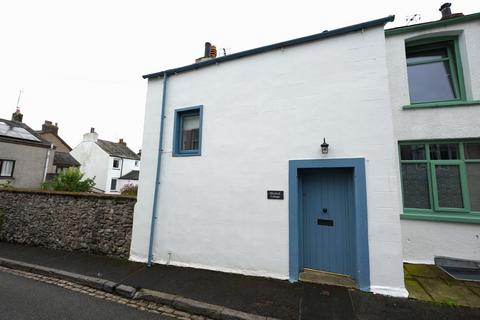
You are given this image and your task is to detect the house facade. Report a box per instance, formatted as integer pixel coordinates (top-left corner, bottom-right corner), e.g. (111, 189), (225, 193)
(36, 120), (80, 178)
(70, 128), (140, 193)
(131, 6), (479, 298)
(0, 110), (54, 188)
(385, 10), (480, 264)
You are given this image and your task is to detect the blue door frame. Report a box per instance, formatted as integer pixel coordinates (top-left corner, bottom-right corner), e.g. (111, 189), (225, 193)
(289, 158), (370, 291)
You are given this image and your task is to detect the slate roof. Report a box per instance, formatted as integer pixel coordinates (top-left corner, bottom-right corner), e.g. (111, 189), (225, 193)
(54, 152), (80, 167)
(96, 139), (140, 160)
(119, 170), (139, 180)
(0, 118), (51, 148)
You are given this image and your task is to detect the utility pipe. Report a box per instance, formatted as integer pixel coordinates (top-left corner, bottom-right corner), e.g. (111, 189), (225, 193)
(147, 72), (168, 267)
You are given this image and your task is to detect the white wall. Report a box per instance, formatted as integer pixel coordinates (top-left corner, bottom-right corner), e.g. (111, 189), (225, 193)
(385, 20), (480, 263)
(70, 142), (110, 192)
(131, 25), (407, 297)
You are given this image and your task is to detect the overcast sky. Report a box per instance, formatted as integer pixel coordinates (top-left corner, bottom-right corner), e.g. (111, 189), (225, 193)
(1, 1), (477, 152)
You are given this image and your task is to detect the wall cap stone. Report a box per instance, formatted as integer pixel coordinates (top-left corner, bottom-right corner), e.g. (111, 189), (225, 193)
(0, 188), (137, 201)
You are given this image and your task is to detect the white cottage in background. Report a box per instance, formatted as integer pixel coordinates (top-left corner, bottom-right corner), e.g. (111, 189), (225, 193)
(131, 5), (480, 298)
(71, 128), (140, 193)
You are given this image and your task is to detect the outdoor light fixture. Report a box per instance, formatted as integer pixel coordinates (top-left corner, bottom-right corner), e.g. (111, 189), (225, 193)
(321, 138), (329, 154)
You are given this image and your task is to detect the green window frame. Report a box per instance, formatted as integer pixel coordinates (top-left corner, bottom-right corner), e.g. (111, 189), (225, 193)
(399, 140), (480, 224)
(404, 36), (468, 108)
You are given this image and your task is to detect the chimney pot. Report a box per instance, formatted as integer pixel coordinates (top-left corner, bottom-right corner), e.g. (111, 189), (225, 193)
(90, 127), (95, 133)
(439, 3), (452, 18)
(210, 45), (217, 58)
(118, 138), (126, 146)
(204, 42), (212, 58)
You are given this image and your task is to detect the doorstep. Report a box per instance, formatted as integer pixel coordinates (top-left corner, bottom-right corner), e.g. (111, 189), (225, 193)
(299, 268), (358, 289)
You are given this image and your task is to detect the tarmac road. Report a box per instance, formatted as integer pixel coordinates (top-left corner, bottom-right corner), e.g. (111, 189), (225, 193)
(0, 269), (173, 320)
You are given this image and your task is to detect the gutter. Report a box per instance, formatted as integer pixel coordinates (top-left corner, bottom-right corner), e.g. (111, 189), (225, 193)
(147, 72), (168, 266)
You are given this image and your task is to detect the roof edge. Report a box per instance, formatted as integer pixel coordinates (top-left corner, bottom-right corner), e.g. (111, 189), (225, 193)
(385, 12), (480, 36)
(143, 15), (395, 79)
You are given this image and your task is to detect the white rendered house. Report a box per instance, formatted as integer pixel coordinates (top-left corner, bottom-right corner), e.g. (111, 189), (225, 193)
(131, 6), (480, 298)
(71, 128), (140, 193)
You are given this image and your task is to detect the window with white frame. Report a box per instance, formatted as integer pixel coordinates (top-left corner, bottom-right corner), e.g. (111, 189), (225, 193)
(0, 160), (15, 178)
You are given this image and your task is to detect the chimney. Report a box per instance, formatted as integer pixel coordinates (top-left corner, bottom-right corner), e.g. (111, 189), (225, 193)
(41, 120), (59, 135)
(137, 149), (142, 157)
(196, 42), (218, 62)
(118, 138), (126, 146)
(439, 3), (463, 19)
(83, 127), (98, 142)
(11, 108), (23, 122)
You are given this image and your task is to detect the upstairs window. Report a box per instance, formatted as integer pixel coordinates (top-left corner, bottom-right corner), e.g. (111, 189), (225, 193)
(173, 106), (203, 157)
(113, 158), (120, 169)
(406, 37), (465, 104)
(0, 160), (15, 178)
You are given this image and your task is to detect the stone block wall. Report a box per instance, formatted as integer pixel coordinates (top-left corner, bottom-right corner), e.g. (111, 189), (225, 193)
(0, 189), (136, 259)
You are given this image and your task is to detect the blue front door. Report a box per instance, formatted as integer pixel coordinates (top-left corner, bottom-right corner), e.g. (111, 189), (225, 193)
(301, 168), (356, 277)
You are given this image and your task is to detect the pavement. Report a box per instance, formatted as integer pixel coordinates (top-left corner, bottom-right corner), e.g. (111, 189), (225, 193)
(404, 263), (480, 307)
(0, 267), (172, 320)
(1, 242), (480, 320)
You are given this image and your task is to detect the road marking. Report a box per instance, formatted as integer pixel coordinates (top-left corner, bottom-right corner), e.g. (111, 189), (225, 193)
(0, 266), (208, 320)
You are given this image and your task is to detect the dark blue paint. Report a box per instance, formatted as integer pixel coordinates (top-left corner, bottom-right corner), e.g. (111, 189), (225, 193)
(302, 168), (356, 277)
(172, 105), (203, 157)
(289, 158), (370, 291)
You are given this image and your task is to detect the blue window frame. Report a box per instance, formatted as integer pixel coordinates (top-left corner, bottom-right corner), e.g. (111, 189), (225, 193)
(173, 105), (203, 157)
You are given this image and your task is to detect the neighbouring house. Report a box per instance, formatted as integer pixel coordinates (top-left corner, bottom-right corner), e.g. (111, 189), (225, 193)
(36, 120), (80, 179)
(130, 4), (480, 298)
(0, 109), (54, 188)
(70, 128), (140, 193)
(385, 4), (480, 266)
(117, 169), (140, 192)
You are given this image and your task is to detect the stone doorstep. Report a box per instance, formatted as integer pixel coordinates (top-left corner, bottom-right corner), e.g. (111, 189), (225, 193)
(0, 257), (281, 320)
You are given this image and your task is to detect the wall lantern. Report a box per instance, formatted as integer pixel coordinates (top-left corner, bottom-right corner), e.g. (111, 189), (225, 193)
(321, 138), (329, 154)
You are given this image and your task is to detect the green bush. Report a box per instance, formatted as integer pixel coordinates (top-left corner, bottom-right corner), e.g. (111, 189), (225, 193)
(41, 167), (95, 192)
(120, 183), (138, 196)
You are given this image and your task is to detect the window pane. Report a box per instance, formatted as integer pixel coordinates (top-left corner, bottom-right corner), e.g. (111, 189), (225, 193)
(400, 144), (426, 160)
(407, 61), (456, 102)
(435, 165), (464, 208)
(110, 179), (117, 191)
(429, 144), (459, 160)
(407, 47), (448, 64)
(1, 160), (14, 176)
(464, 143), (480, 160)
(181, 115), (200, 151)
(401, 164), (430, 209)
(466, 163), (480, 211)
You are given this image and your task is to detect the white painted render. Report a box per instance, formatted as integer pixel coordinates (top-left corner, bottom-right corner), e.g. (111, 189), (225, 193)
(71, 132), (141, 193)
(117, 178), (139, 192)
(131, 25), (408, 297)
(385, 20), (480, 263)
(70, 137), (110, 192)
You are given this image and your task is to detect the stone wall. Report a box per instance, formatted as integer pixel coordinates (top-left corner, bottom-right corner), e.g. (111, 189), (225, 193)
(0, 189), (136, 259)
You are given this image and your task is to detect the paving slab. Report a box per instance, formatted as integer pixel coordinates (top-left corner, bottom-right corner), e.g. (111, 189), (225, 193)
(405, 278), (433, 302)
(404, 263), (445, 279)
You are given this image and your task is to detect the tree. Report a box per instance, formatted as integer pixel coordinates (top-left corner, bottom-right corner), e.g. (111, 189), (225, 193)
(42, 168), (95, 192)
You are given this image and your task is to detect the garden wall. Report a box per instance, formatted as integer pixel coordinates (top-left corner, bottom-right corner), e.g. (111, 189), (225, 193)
(0, 189), (136, 259)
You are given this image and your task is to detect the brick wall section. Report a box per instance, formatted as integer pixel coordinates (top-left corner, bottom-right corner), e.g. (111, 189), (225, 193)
(0, 189), (136, 259)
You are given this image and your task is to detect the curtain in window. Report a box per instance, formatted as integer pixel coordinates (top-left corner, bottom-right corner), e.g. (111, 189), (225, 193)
(1, 160), (13, 176)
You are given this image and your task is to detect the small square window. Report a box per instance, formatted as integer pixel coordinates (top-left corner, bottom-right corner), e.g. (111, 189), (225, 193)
(406, 38), (464, 104)
(173, 106), (203, 157)
(0, 160), (15, 177)
(113, 159), (120, 169)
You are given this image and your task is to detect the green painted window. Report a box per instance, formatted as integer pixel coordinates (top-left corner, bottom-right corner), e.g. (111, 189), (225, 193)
(406, 37), (465, 104)
(399, 140), (480, 223)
